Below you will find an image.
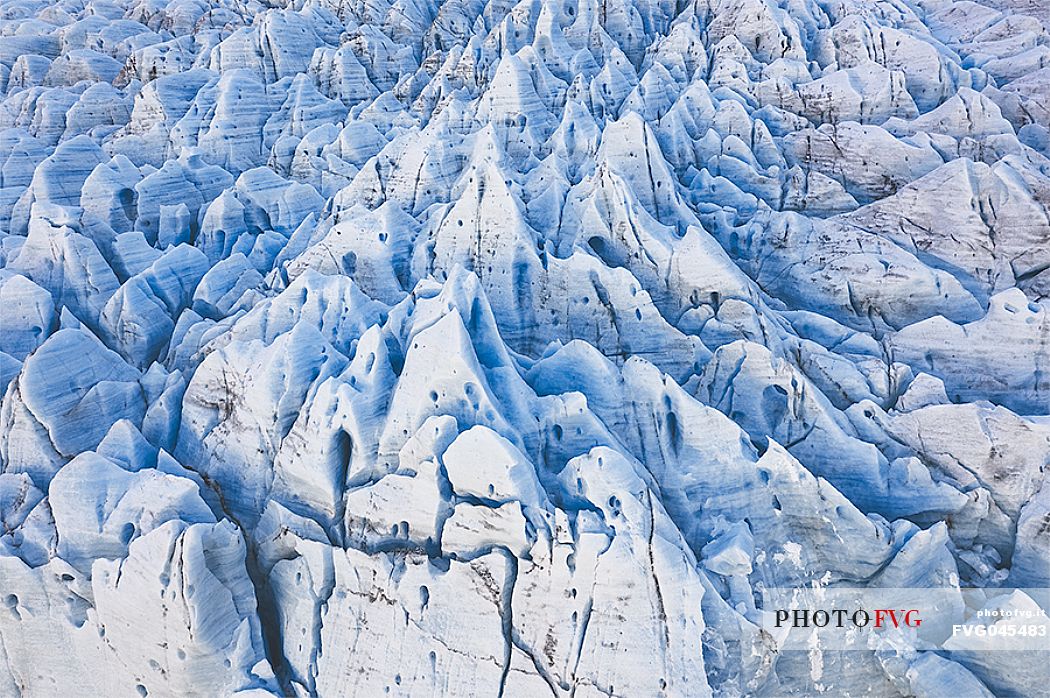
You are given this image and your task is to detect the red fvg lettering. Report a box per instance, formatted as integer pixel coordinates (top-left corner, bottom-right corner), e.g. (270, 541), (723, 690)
(873, 609), (922, 628)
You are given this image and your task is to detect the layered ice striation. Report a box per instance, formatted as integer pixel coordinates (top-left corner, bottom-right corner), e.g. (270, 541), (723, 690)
(1, 0), (1049, 694)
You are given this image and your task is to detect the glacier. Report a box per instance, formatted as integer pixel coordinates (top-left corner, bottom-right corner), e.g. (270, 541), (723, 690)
(1, 0), (1049, 694)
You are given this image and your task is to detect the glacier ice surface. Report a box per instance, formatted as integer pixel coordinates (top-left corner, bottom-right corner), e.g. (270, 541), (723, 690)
(1, 0), (1050, 694)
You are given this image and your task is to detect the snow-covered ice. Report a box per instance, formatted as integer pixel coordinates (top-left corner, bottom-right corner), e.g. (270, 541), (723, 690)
(1, 0), (1049, 694)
